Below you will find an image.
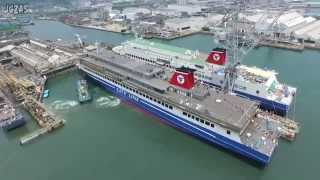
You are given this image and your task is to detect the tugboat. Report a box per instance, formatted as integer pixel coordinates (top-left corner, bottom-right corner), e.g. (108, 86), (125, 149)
(77, 79), (91, 103)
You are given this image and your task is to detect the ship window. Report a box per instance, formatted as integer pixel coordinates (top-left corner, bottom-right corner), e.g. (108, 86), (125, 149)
(183, 112), (187, 116)
(195, 117), (199, 121)
(165, 104), (168, 108)
(158, 100), (161, 104)
(200, 119), (204, 123)
(169, 106), (173, 109)
(256, 90), (260, 94)
(191, 115), (195, 119)
(205, 121), (210, 125)
(227, 130), (231, 135)
(187, 114), (191, 118)
(210, 123), (215, 128)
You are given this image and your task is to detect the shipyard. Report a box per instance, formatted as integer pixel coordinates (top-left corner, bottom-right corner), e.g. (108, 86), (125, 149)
(0, 0), (319, 180)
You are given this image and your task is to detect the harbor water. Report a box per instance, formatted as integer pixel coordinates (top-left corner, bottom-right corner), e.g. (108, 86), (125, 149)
(0, 20), (319, 179)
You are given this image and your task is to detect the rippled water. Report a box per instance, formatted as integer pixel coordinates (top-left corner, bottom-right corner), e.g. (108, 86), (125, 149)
(0, 20), (318, 180)
(49, 100), (79, 111)
(95, 96), (121, 108)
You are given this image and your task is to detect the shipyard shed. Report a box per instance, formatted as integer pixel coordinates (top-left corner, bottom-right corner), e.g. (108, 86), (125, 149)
(164, 17), (209, 32)
(122, 8), (151, 21)
(166, 4), (207, 15)
(243, 11), (316, 36)
(294, 20), (320, 41)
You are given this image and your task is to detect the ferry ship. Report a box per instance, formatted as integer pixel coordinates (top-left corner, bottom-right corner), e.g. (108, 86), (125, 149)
(0, 91), (25, 131)
(78, 49), (282, 165)
(112, 39), (297, 116)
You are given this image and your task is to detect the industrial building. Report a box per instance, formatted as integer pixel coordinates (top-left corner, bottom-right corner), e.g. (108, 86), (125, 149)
(244, 10), (320, 42)
(122, 7), (151, 21)
(164, 14), (223, 33)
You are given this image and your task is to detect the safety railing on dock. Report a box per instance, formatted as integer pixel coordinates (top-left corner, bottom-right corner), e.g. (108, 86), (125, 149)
(257, 111), (299, 141)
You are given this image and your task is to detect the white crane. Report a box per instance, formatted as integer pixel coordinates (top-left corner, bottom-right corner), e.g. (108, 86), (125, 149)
(75, 33), (84, 48)
(211, 0), (289, 93)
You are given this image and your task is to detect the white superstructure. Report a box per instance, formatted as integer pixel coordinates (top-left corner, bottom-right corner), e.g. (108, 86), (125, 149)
(112, 38), (297, 115)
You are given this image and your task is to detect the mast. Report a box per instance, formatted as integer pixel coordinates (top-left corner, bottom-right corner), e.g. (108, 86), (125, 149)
(212, 0), (288, 93)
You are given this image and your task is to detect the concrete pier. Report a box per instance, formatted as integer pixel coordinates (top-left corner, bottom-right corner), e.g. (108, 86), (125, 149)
(20, 119), (66, 145)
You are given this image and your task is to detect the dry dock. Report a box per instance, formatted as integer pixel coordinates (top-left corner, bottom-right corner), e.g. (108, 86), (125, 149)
(0, 41), (70, 144)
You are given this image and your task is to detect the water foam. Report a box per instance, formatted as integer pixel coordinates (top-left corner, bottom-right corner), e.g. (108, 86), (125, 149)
(96, 96), (120, 108)
(50, 100), (79, 110)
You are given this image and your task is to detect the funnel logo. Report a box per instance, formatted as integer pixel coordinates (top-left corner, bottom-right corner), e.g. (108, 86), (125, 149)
(213, 53), (220, 61)
(206, 48), (226, 65)
(177, 74), (185, 85)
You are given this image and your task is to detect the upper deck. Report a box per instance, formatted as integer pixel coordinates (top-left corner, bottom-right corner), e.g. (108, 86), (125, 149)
(117, 39), (280, 86)
(80, 49), (259, 133)
(80, 49), (280, 156)
(118, 38), (208, 67)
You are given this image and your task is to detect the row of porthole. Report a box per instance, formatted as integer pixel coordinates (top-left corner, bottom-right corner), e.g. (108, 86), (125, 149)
(182, 111), (231, 135)
(88, 67), (231, 135)
(126, 53), (174, 69)
(103, 72), (174, 110)
(127, 53), (154, 63)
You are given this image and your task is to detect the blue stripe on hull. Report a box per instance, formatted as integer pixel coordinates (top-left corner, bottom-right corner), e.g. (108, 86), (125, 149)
(83, 70), (271, 165)
(205, 82), (289, 116)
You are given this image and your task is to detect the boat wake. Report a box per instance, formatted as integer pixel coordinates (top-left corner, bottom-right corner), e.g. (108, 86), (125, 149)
(96, 96), (120, 108)
(49, 100), (79, 110)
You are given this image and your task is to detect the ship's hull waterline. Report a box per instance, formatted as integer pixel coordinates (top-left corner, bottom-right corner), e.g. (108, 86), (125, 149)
(80, 67), (271, 165)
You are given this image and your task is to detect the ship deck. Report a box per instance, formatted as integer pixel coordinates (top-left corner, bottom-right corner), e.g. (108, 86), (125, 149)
(80, 49), (279, 156)
(82, 49), (259, 133)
